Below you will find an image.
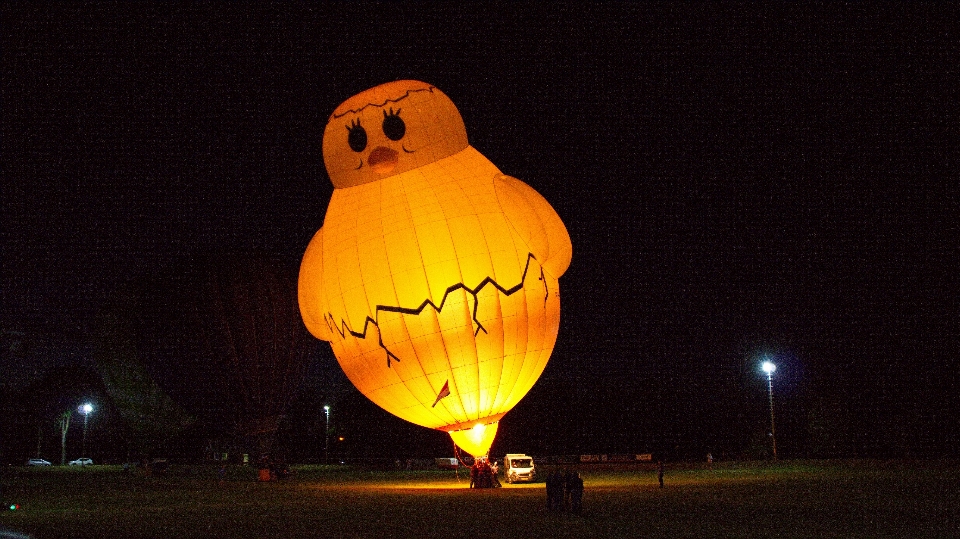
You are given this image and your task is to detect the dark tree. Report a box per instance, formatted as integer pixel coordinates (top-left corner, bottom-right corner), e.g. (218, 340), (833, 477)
(92, 286), (195, 458)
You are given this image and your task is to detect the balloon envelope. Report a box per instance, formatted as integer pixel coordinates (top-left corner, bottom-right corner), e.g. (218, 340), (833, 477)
(299, 81), (571, 457)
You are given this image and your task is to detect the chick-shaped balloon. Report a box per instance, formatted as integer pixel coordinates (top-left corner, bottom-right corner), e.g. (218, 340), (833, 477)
(298, 80), (572, 457)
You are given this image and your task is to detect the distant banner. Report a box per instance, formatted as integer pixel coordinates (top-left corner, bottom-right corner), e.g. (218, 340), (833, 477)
(578, 454), (651, 463)
(435, 457), (459, 470)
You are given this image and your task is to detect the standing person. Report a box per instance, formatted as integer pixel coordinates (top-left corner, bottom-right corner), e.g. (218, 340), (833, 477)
(544, 469), (555, 509)
(657, 460), (665, 488)
(552, 469), (565, 511)
(553, 470), (565, 511)
(563, 469), (575, 511)
(258, 455), (272, 482)
(481, 458), (493, 488)
(569, 472), (584, 514)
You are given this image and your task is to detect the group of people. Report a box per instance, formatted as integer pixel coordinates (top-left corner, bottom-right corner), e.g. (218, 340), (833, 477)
(257, 455), (292, 482)
(469, 457), (501, 488)
(545, 469), (583, 513)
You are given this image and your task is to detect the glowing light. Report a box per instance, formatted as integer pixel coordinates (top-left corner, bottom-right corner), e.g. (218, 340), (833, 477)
(299, 81), (571, 458)
(80, 403), (94, 415)
(449, 422), (499, 458)
(762, 361), (776, 375)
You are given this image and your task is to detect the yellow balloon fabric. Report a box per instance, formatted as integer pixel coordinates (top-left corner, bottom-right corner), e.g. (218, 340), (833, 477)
(299, 81), (571, 457)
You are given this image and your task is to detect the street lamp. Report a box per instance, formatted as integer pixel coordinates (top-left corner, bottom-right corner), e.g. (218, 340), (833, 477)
(323, 405), (330, 463)
(78, 403), (94, 463)
(761, 361), (777, 460)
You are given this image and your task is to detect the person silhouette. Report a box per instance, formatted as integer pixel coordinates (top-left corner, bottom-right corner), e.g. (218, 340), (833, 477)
(569, 472), (584, 514)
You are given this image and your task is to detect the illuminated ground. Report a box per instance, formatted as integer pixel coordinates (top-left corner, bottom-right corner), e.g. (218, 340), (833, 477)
(2, 460), (957, 538)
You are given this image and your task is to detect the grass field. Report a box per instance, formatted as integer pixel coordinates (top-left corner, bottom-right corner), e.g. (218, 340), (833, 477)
(2, 460), (958, 538)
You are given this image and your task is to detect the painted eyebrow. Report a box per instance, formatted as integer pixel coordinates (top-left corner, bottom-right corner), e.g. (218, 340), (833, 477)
(331, 87), (434, 119)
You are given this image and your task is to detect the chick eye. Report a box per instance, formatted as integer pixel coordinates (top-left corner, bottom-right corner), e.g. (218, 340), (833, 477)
(382, 108), (405, 141)
(346, 119), (367, 152)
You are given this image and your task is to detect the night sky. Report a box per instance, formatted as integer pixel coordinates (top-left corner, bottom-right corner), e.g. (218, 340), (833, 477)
(3, 4), (958, 460)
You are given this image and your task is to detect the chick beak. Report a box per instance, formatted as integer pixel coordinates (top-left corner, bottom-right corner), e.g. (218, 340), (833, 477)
(368, 146), (399, 175)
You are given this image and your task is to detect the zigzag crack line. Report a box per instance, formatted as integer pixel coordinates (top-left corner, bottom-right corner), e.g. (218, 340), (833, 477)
(332, 87), (435, 119)
(540, 268), (548, 304)
(328, 253), (539, 368)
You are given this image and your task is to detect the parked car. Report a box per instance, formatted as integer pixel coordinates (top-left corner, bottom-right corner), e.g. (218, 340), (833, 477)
(26, 458), (52, 466)
(68, 458), (93, 466)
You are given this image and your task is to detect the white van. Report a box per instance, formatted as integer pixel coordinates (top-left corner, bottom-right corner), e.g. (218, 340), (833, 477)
(503, 454), (536, 483)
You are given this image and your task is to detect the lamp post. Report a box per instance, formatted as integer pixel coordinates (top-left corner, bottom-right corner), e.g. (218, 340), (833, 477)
(323, 405), (330, 463)
(761, 361), (777, 460)
(79, 403), (94, 463)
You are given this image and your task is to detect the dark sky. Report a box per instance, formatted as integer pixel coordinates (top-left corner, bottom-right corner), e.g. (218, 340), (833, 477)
(3, 4), (958, 458)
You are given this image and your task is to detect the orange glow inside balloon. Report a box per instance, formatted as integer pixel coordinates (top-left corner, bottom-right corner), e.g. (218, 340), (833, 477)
(449, 422), (500, 459)
(299, 80), (572, 458)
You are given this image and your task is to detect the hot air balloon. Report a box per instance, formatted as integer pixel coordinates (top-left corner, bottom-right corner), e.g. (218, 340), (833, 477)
(127, 253), (312, 456)
(199, 254), (313, 448)
(299, 81), (571, 458)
